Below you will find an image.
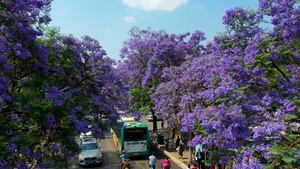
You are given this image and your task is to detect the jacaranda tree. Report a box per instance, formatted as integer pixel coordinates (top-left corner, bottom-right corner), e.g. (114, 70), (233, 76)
(152, 54), (218, 163)
(117, 27), (206, 133)
(0, 1), (138, 168)
(160, 0), (300, 168)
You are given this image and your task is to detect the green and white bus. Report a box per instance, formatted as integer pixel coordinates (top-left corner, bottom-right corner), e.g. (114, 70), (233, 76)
(111, 117), (149, 156)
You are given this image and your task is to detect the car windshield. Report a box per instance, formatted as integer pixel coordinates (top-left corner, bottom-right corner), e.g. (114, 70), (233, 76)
(81, 143), (98, 150)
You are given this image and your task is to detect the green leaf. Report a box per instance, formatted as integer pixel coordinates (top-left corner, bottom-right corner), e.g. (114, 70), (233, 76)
(282, 157), (296, 163)
(263, 166), (274, 169)
(267, 144), (282, 154)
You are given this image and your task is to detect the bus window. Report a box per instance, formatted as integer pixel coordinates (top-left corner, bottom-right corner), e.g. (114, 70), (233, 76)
(124, 128), (147, 140)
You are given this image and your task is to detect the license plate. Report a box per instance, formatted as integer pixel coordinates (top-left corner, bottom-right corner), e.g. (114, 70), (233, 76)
(88, 160), (94, 163)
(133, 153), (138, 156)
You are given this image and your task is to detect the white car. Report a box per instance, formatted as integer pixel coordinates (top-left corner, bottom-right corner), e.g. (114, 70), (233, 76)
(78, 138), (102, 166)
(146, 113), (163, 122)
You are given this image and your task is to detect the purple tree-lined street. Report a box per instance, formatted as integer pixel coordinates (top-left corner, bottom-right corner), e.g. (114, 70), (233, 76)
(1, 0), (300, 168)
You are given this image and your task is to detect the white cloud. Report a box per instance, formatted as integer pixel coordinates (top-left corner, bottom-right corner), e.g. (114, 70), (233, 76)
(122, 0), (190, 12)
(124, 16), (136, 23)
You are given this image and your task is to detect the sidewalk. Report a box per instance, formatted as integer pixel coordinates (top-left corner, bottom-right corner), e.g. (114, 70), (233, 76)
(149, 127), (190, 169)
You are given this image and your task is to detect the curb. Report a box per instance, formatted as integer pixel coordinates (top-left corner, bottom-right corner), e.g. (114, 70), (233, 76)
(149, 140), (188, 169)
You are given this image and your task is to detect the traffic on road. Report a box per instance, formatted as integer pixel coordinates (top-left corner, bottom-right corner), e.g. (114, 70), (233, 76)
(35, 115), (181, 169)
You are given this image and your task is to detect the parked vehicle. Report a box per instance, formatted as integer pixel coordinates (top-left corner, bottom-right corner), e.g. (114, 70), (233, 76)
(146, 113), (163, 122)
(288, 120), (300, 134)
(78, 138), (102, 166)
(279, 120), (300, 136)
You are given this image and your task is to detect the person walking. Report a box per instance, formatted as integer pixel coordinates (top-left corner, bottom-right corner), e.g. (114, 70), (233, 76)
(148, 152), (157, 169)
(164, 132), (169, 151)
(196, 147), (205, 169)
(192, 164), (198, 169)
(161, 156), (171, 169)
(178, 143), (184, 159)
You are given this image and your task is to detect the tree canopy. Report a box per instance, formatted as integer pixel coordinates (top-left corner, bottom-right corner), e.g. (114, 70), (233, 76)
(0, 1), (138, 168)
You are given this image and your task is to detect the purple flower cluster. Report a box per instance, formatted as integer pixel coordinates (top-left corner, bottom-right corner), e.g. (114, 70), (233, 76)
(50, 144), (59, 153)
(45, 114), (54, 128)
(116, 0), (300, 167)
(5, 129), (13, 136)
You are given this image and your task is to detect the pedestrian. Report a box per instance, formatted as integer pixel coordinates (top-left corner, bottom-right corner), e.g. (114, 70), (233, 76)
(161, 156), (171, 169)
(148, 152), (157, 169)
(192, 164), (197, 169)
(164, 132), (169, 151)
(187, 163), (192, 169)
(175, 136), (180, 149)
(178, 143), (184, 159)
(196, 147), (205, 169)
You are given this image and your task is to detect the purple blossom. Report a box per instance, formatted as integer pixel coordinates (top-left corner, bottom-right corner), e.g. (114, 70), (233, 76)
(5, 129), (13, 136)
(50, 144), (59, 153)
(11, 114), (20, 122)
(11, 135), (20, 142)
(283, 99), (296, 111)
(5, 143), (17, 150)
(33, 152), (41, 160)
(2, 64), (12, 71)
(16, 160), (28, 169)
(0, 160), (8, 167)
(20, 148), (31, 156)
(55, 68), (65, 75)
(42, 82), (49, 90)
(54, 100), (63, 106)
(92, 125), (105, 139)
(0, 55), (8, 63)
(2, 94), (11, 101)
(45, 87), (61, 101)
(45, 114), (54, 128)
(53, 43), (62, 50)
(24, 104), (30, 110)
(65, 36), (74, 45)
(38, 162), (45, 169)
(69, 114), (77, 122)
(74, 120), (89, 133)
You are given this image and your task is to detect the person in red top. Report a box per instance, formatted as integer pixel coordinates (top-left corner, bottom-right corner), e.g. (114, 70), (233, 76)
(161, 156), (172, 169)
(191, 164), (197, 169)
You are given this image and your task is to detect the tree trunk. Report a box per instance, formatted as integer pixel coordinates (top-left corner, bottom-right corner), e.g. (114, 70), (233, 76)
(171, 128), (175, 150)
(188, 133), (193, 164)
(151, 110), (157, 134)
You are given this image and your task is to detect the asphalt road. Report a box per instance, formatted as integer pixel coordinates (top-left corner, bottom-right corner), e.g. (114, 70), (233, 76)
(41, 115), (181, 169)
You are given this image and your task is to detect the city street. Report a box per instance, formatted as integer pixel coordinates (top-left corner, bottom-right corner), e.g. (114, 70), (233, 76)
(40, 115), (181, 169)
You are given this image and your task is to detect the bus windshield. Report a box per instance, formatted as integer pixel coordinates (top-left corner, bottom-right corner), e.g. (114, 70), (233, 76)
(124, 128), (147, 140)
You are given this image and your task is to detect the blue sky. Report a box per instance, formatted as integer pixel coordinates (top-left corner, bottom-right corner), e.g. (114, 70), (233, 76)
(49, 0), (260, 61)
